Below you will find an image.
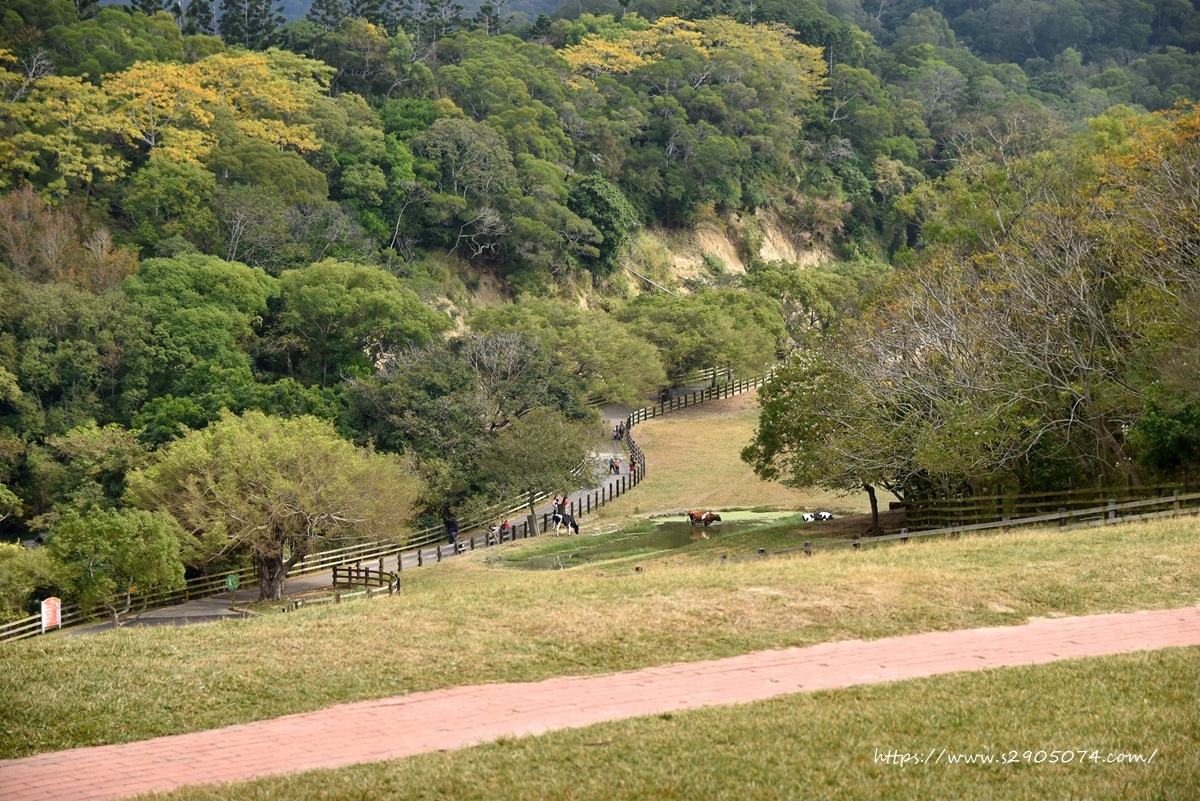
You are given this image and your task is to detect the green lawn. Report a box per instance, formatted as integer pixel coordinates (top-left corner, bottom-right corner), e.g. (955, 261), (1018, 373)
(138, 647), (1199, 800)
(3, 515), (1200, 759)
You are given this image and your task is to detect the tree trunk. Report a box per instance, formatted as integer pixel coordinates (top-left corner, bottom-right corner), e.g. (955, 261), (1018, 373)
(257, 553), (287, 601)
(864, 483), (880, 535)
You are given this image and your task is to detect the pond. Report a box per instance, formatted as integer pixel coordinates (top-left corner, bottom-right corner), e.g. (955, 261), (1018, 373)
(506, 511), (797, 570)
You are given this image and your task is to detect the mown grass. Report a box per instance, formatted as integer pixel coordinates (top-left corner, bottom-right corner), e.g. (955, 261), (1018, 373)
(139, 647), (1200, 801)
(589, 393), (877, 525)
(3, 515), (1200, 759)
(492, 512), (852, 569)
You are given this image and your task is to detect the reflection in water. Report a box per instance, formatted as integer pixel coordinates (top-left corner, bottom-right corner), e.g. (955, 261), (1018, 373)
(510, 519), (757, 570)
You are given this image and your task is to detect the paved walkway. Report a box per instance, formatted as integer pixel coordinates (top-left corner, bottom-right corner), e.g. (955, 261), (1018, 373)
(4, 605), (1199, 801)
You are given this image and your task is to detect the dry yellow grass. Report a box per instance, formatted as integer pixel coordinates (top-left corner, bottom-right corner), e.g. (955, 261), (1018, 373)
(6, 516), (1200, 758)
(588, 391), (876, 530)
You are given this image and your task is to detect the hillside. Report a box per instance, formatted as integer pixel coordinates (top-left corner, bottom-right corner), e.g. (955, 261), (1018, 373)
(2, 0), (1200, 626)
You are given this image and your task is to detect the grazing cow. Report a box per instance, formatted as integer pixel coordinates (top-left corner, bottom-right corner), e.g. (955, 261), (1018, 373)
(688, 510), (722, 527)
(815, 511), (834, 521)
(803, 512), (834, 523)
(551, 512), (579, 536)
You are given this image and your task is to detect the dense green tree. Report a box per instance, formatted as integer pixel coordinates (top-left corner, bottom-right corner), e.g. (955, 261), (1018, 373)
(46, 8), (185, 80)
(217, 0), (283, 49)
(180, 0), (217, 36)
(345, 332), (592, 513)
(205, 139), (328, 206)
(47, 507), (184, 626)
(567, 173), (638, 275)
(0, 542), (59, 622)
(4, 280), (152, 439)
(470, 299), (666, 403)
(34, 422), (148, 511)
(277, 259), (448, 386)
(307, 0), (347, 30)
(127, 410), (423, 599)
(0, 1), (77, 50)
(123, 159), (219, 250)
(476, 407), (598, 521)
(616, 289), (785, 378)
(122, 253), (276, 412)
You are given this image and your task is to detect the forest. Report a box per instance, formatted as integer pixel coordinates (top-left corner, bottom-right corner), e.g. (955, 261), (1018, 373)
(1, 0), (1199, 616)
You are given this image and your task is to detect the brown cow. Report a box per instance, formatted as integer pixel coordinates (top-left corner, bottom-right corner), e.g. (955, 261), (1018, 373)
(687, 510), (722, 527)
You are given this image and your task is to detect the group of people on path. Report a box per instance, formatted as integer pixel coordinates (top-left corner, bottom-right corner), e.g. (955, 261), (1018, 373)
(609, 456), (639, 478)
(446, 428), (639, 545)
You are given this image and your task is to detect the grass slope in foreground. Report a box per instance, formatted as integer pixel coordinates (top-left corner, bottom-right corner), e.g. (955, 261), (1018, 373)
(139, 647), (1200, 801)
(2, 516), (1200, 758)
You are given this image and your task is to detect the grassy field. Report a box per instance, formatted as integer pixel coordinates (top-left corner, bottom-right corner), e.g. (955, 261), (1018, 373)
(139, 646), (1200, 800)
(3, 516), (1200, 759)
(587, 393), (879, 527)
(2, 388), (1196, 799)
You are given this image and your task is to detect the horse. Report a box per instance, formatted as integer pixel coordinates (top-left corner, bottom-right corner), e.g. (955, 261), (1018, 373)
(551, 512), (579, 536)
(688, 510), (721, 527)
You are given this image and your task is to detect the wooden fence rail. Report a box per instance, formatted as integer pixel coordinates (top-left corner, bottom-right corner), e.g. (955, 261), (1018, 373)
(331, 564), (398, 590)
(1, 369), (772, 642)
(730, 491), (1200, 564)
(905, 484), (1191, 530)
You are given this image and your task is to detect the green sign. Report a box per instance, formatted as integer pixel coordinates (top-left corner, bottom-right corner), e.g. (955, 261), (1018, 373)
(225, 573), (240, 592)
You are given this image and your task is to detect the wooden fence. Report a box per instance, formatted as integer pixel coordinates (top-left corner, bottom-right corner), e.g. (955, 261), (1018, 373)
(585, 365), (734, 407)
(731, 490), (1200, 563)
(628, 374), (773, 426)
(332, 563), (399, 590)
(282, 567), (400, 613)
(903, 484), (1191, 530)
(0, 368), (772, 642)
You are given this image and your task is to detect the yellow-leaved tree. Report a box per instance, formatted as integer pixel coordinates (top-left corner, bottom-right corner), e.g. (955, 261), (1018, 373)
(0, 50), (127, 196)
(103, 49), (331, 164)
(104, 60), (221, 163)
(562, 16), (825, 109)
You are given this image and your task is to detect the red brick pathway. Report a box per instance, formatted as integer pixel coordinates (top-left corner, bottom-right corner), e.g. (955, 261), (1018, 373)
(4, 606), (1199, 801)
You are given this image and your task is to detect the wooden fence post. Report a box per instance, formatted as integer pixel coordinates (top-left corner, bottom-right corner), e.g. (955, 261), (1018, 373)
(417, 550), (423, 567)
(804, 540), (811, 556)
(1058, 507), (1067, 527)
(1108, 499), (1117, 521)
(1174, 490), (1181, 512)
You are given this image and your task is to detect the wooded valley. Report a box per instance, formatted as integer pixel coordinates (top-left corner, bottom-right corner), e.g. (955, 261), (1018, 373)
(1, 0), (1199, 619)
